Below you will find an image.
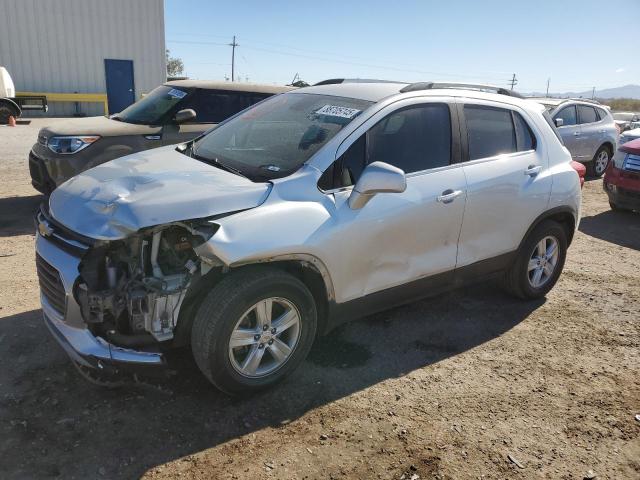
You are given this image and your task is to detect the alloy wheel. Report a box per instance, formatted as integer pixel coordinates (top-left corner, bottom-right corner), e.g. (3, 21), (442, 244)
(595, 150), (609, 175)
(228, 297), (301, 378)
(528, 236), (559, 289)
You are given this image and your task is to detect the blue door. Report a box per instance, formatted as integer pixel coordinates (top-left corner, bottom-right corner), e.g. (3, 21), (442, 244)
(104, 59), (135, 114)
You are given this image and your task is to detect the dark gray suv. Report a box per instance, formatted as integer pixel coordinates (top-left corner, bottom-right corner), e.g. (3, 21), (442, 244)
(29, 81), (294, 193)
(532, 98), (618, 177)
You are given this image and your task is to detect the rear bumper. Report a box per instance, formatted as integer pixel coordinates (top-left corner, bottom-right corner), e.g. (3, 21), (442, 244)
(36, 233), (166, 373)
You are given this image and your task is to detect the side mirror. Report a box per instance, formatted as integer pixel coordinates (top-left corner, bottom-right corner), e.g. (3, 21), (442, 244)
(175, 109), (196, 124)
(348, 161), (406, 210)
(554, 118), (564, 128)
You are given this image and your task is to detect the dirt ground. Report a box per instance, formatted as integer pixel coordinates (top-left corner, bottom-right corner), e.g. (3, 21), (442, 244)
(1, 119), (638, 480)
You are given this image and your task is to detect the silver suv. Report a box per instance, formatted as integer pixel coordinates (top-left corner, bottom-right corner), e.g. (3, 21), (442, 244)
(533, 98), (618, 177)
(35, 81), (581, 394)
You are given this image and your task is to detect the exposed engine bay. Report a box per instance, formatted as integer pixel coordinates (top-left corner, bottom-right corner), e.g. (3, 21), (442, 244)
(76, 222), (219, 346)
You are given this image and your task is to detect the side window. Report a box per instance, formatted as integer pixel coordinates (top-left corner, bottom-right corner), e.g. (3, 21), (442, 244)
(578, 105), (598, 124)
(555, 106), (577, 126)
(179, 90), (271, 123)
(513, 112), (536, 151)
(324, 103), (452, 189)
(368, 103), (451, 174)
(464, 105), (516, 160)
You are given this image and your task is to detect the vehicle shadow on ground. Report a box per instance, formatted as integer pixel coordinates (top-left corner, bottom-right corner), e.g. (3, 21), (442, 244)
(0, 194), (42, 238)
(0, 284), (543, 479)
(579, 209), (640, 250)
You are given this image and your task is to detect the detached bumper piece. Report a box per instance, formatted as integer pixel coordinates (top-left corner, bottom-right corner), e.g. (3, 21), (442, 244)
(43, 297), (166, 376)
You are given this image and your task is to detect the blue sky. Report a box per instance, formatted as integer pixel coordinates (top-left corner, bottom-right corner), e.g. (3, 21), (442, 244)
(165, 0), (639, 93)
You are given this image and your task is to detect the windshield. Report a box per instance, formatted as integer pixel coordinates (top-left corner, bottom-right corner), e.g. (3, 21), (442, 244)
(192, 93), (373, 181)
(613, 112), (635, 121)
(115, 85), (191, 124)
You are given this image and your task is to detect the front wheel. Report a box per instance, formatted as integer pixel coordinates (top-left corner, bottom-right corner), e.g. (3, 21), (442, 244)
(588, 146), (611, 178)
(191, 268), (317, 395)
(503, 220), (568, 299)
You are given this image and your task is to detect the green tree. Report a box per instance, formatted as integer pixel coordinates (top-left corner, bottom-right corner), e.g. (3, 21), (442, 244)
(166, 49), (184, 77)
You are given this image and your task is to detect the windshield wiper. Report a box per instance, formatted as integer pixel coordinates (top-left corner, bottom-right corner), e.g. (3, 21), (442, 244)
(185, 145), (249, 180)
(209, 157), (250, 180)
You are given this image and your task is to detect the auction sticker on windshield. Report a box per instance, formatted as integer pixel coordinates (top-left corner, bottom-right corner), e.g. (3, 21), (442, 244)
(167, 88), (187, 99)
(315, 105), (361, 119)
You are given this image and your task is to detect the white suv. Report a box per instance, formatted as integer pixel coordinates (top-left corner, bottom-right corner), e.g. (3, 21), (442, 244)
(35, 80), (581, 394)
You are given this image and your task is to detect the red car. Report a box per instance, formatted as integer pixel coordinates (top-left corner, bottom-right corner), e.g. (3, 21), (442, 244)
(604, 138), (640, 212)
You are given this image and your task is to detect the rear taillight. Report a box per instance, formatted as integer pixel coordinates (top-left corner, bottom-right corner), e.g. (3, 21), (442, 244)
(570, 161), (586, 188)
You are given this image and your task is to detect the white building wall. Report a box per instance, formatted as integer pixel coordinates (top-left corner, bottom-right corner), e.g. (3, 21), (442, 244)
(0, 0), (165, 116)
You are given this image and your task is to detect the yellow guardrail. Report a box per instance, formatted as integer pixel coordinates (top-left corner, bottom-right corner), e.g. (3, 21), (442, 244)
(16, 91), (109, 115)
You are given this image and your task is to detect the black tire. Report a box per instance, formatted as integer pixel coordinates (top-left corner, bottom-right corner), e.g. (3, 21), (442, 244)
(587, 145), (611, 178)
(191, 267), (317, 395)
(609, 201), (629, 213)
(503, 220), (568, 300)
(0, 104), (18, 124)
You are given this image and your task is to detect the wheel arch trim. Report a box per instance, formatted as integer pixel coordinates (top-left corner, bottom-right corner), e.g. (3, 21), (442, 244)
(518, 206), (578, 250)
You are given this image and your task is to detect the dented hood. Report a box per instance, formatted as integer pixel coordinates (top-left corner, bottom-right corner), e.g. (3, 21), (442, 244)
(49, 146), (271, 240)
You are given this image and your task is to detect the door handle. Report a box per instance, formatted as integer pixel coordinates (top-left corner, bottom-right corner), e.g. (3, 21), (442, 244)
(524, 165), (542, 177)
(573, 131), (581, 136)
(437, 189), (463, 204)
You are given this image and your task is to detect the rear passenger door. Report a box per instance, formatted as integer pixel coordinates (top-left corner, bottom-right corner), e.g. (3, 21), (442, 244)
(553, 105), (582, 160)
(577, 104), (602, 159)
(323, 99), (467, 301)
(456, 101), (552, 271)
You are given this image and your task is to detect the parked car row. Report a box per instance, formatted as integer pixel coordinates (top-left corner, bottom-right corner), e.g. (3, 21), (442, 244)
(34, 80), (582, 394)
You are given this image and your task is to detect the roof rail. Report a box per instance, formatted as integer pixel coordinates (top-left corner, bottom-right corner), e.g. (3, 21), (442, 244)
(568, 97), (602, 105)
(399, 82), (524, 99)
(313, 78), (403, 86)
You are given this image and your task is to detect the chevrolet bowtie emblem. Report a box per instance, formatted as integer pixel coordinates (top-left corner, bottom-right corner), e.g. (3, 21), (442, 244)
(38, 220), (53, 237)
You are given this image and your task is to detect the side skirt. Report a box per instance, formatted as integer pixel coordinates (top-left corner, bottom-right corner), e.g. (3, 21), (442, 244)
(325, 251), (516, 332)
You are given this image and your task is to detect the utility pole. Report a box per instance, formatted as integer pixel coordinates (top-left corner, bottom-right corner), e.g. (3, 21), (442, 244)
(229, 35), (239, 82)
(509, 73), (518, 90)
(546, 78), (550, 96)
(591, 86), (596, 99)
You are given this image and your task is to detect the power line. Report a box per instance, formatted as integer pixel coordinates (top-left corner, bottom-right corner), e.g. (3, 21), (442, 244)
(169, 34), (513, 75)
(167, 38), (507, 82)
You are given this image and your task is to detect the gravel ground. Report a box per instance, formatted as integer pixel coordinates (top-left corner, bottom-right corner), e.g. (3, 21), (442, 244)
(1, 119), (638, 480)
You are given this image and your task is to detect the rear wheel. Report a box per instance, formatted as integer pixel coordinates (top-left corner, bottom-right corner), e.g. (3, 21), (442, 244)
(588, 146), (611, 178)
(504, 220), (568, 299)
(191, 268), (317, 395)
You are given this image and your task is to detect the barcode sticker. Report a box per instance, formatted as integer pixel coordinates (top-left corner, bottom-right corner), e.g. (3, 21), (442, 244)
(314, 105), (361, 119)
(167, 88), (187, 99)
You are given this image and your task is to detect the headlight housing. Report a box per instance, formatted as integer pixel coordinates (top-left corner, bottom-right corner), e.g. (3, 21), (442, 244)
(47, 136), (100, 154)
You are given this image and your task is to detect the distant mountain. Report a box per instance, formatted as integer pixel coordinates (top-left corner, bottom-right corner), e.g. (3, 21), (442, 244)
(528, 84), (640, 100)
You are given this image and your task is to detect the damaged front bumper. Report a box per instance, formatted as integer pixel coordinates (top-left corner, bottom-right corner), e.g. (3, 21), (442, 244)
(36, 232), (166, 374)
